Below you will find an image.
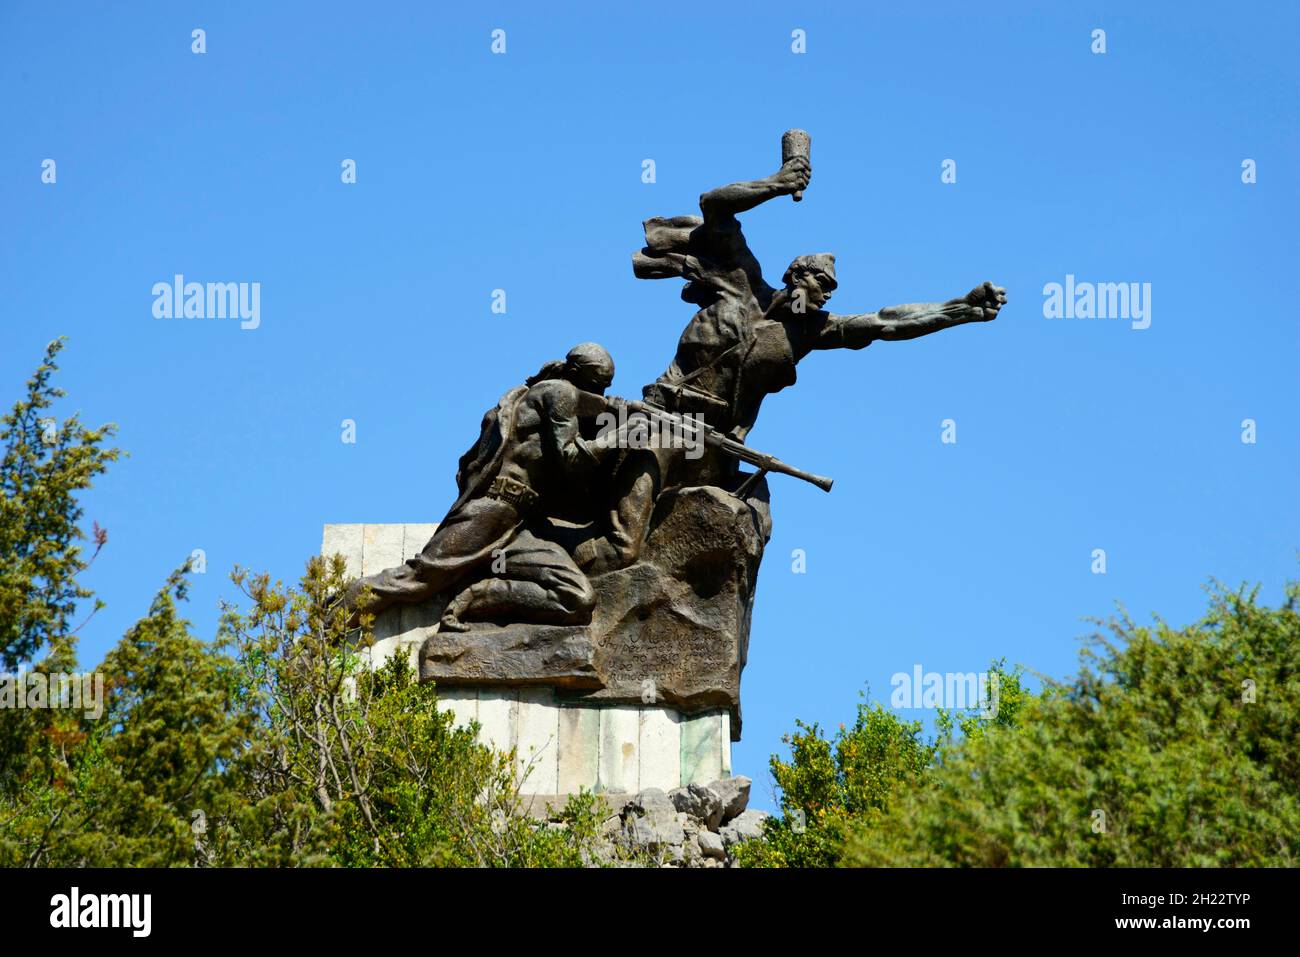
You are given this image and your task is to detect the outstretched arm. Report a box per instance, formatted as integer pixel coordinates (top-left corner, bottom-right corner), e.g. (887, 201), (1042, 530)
(813, 282), (1007, 350)
(699, 156), (810, 221)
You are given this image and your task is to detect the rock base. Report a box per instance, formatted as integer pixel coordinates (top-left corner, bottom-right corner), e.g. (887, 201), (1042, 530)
(577, 775), (768, 868)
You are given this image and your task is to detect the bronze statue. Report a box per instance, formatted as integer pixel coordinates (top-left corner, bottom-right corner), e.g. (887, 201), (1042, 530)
(575, 130), (1006, 573)
(338, 132), (1007, 732)
(345, 343), (621, 630)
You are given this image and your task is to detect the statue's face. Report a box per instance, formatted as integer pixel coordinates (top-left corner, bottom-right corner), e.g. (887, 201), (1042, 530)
(790, 268), (834, 310)
(571, 363), (614, 395)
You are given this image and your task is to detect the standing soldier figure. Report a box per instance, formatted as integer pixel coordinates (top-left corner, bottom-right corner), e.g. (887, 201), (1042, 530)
(575, 132), (1007, 573)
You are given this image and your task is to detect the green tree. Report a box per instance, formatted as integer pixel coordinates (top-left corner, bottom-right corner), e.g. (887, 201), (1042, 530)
(1, 568), (256, 866)
(2, 556), (609, 867)
(736, 663), (1029, 868)
(0, 338), (119, 672)
(734, 697), (938, 867)
(0, 338), (125, 859)
(845, 583), (1300, 867)
(216, 557), (605, 867)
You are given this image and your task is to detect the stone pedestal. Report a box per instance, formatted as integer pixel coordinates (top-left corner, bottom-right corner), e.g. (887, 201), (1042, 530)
(436, 687), (731, 798)
(321, 523), (733, 800)
(320, 521), (435, 669)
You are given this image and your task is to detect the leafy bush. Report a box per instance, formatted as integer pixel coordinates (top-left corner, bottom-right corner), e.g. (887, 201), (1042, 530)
(742, 585), (1298, 867)
(217, 558), (604, 867)
(735, 664), (1024, 868)
(845, 585), (1300, 867)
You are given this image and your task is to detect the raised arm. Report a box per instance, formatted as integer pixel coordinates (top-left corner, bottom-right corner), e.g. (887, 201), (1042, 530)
(813, 282), (1007, 350)
(699, 156), (810, 221)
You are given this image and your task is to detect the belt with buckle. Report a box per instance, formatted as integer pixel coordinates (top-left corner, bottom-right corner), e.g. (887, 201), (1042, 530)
(486, 475), (539, 510)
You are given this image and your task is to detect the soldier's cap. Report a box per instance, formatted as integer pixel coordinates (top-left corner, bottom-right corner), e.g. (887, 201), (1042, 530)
(783, 253), (838, 290)
(566, 342), (614, 380)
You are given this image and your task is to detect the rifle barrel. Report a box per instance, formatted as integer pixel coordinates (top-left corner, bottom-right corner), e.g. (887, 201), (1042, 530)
(633, 401), (834, 493)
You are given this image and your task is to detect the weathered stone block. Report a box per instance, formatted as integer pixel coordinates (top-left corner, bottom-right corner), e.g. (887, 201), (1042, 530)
(598, 706), (640, 794)
(680, 709), (725, 785)
(670, 783), (723, 830)
(476, 690), (518, 756)
(709, 774), (751, 825)
(321, 524), (364, 578)
(622, 788), (686, 848)
(516, 686), (559, 795)
(556, 704), (600, 794)
(719, 808), (769, 847)
(638, 707), (681, 791)
(401, 524), (438, 561)
(697, 828), (726, 860)
(419, 625), (601, 689)
(435, 688), (478, 731)
(361, 524), (404, 576)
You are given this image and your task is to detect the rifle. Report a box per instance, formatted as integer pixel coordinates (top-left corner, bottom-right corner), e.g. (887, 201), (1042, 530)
(627, 399), (834, 493)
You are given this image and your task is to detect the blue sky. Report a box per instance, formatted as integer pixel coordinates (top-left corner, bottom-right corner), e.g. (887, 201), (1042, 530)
(2, 2), (1296, 810)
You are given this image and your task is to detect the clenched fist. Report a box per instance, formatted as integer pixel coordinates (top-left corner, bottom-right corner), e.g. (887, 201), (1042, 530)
(774, 155), (811, 195)
(962, 281), (1007, 322)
